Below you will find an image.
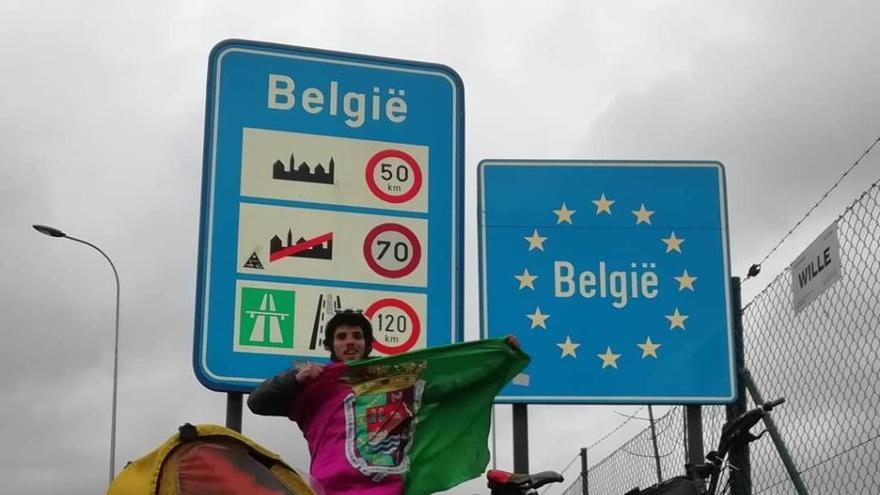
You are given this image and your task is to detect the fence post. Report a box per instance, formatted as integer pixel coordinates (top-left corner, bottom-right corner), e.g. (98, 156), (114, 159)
(580, 447), (589, 495)
(743, 369), (809, 495)
(726, 277), (751, 494)
(648, 405), (663, 483)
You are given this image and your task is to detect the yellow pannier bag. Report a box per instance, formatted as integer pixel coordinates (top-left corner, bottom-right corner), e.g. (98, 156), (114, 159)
(108, 423), (318, 495)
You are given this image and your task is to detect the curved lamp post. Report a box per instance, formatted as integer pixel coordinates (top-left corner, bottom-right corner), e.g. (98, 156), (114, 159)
(33, 224), (120, 485)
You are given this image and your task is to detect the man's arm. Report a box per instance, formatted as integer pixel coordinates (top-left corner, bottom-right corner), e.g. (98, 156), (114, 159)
(247, 369), (302, 417)
(247, 362), (325, 417)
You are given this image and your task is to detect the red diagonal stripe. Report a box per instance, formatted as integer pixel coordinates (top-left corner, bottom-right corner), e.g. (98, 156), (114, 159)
(270, 232), (333, 262)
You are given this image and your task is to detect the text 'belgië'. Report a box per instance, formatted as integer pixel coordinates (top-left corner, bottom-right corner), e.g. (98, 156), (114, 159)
(267, 74), (408, 129)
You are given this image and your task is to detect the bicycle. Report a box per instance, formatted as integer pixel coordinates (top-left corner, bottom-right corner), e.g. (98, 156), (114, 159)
(625, 397), (786, 495)
(485, 397), (784, 495)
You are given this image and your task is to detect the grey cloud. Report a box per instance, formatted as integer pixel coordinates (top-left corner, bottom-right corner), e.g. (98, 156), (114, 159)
(2, 1), (880, 494)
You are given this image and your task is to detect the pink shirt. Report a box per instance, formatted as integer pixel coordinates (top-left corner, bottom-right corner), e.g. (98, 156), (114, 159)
(292, 363), (404, 495)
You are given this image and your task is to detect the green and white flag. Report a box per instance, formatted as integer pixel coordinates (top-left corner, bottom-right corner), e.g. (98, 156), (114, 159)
(339, 338), (530, 495)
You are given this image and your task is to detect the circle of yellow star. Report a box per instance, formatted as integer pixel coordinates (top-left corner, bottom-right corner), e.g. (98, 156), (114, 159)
(557, 335), (580, 358)
(592, 194), (615, 215)
(665, 308), (689, 330)
(553, 203), (576, 224)
(637, 337), (661, 358)
(523, 229), (548, 251)
(662, 232), (685, 253)
(631, 204), (655, 225)
(674, 270), (698, 291)
(514, 269), (538, 290)
(526, 307), (550, 329)
(597, 347), (621, 369)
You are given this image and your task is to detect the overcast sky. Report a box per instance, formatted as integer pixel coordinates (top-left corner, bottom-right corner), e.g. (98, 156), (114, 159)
(2, 1), (879, 494)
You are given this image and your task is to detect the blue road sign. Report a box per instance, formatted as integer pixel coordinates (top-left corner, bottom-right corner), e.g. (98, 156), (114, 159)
(195, 40), (464, 393)
(479, 160), (734, 404)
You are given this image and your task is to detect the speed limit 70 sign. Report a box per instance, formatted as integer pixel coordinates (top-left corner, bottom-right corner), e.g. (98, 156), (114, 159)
(194, 40), (464, 392)
(364, 223), (422, 279)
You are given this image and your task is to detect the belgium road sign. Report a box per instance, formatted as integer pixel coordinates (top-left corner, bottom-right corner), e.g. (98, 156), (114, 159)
(195, 40), (463, 392)
(479, 160), (735, 404)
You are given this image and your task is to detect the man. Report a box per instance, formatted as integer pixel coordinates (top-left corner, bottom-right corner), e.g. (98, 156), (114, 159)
(247, 309), (391, 493)
(248, 309), (524, 495)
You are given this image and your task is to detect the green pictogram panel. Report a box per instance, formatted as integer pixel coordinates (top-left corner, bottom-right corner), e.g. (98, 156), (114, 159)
(239, 287), (295, 348)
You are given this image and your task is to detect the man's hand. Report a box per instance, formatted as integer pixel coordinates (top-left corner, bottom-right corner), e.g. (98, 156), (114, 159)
(505, 334), (521, 349)
(294, 362), (325, 383)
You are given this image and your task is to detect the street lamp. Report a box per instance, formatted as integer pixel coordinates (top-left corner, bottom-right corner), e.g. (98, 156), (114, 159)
(32, 224), (121, 485)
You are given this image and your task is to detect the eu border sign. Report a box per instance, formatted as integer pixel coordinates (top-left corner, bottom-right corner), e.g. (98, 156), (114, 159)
(195, 40), (464, 392)
(478, 160), (735, 404)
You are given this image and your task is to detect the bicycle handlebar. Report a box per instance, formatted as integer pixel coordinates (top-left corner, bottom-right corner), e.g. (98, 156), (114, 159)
(699, 398), (785, 495)
(714, 397), (785, 460)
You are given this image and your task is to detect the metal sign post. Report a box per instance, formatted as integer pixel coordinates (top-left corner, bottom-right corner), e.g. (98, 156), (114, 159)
(686, 405), (705, 486)
(478, 160), (735, 404)
(195, 40), (464, 405)
(726, 277), (750, 493)
(512, 404), (529, 473)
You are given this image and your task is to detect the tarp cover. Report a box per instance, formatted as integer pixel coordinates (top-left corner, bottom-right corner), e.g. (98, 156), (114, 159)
(107, 423), (318, 495)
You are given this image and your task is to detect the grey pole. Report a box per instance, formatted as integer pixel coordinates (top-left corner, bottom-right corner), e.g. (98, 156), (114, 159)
(33, 225), (121, 485)
(685, 405), (704, 490)
(226, 393), (243, 432)
(742, 369), (809, 495)
(726, 277), (751, 494)
(682, 405), (689, 463)
(580, 447), (589, 495)
(648, 405), (663, 483)
(512, 404), (529, 473)
(491, 405), (497, 470)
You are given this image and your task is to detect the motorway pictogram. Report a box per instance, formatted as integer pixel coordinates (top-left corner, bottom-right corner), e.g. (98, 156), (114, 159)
(239, 287), (295, 349)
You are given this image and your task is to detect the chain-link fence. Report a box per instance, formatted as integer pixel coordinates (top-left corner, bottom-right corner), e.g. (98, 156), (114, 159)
(558, 178), (880, 495)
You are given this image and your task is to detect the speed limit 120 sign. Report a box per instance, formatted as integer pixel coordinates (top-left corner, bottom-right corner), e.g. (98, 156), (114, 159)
(194, 40), (464, 393)
(366, 298), (422, 354)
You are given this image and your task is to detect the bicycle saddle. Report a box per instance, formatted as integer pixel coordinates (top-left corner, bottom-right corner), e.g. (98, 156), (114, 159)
(487, 469), (564, 490)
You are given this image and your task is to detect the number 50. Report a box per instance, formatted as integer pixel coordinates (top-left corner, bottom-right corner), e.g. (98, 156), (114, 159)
(380, 162), (410, 182)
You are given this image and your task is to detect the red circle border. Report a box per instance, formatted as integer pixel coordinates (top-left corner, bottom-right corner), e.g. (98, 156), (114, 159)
(362, 223), (422, 279)
(364, 149), (423, 204)
(365, 298), (421, 354)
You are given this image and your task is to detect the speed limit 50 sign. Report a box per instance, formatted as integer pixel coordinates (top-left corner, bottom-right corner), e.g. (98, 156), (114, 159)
(194, 40), (464, 392)
(366, 149), (424, 203)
